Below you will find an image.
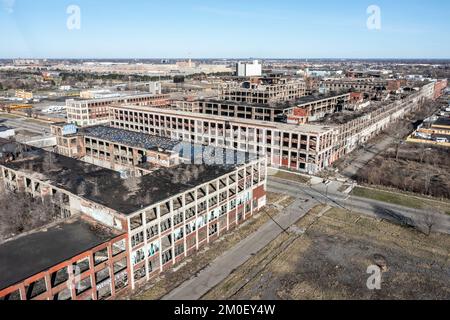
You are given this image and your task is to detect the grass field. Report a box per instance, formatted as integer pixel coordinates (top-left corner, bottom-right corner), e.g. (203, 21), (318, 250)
(352, 187), (450, 215)
(352, 187), (424, 209)
(273, 171), (310, 184)
(203, 207), (450, 300)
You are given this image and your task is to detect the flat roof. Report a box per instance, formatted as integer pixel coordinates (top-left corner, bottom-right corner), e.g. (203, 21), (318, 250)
(0, 217), (120, 291)
(205, 92), (349, 111)
(113, 105), (336, 134)
(78, 125), (255, 163)
(81, 126), (180, 151)
(0, 141), (240, 214)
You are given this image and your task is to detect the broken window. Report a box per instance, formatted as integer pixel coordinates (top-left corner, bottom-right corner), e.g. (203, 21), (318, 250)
(160, 218), (172, 233)
(95, 268), (110, 284)
(1, 290), (21, 301)
(146, 223), (159, 240)
(75, 276), (92, 296)
(148, 241), (160, 257)
(219, 191), (228, 203)
(186, 221), (196, 235)
(197, 187), (207, 199)
(114, 271), (128, 292)
(73, 257), (90, 275)
(53, 288), (71, 301)
(97, 281), (112, 300)
(161, 234), (172, 252)
(132, 248), (145, 265)
(162, 250), (173, 265)
(185, 206), (196, 220)
(148, 257), (160, 274)
(173, 196), (183, 210)
(174, 228), (184, 241)
(94, 248), (109, 266)
(113, 257), (128, 274)
(173, 212), (184, 226)
(160, 201), (171, 216)
(133, 265), (146, 282)
(112, 239), (126, 256)
(130, 213), (143, 231)
(131, 231), (144, 248)
(50, 267), (69, 288)
(145, 207), (158, 223)
(209, 223), (218, 236)
(198, 201), (207, 214)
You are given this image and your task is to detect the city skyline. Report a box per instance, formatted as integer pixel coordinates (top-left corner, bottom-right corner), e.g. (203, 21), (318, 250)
(1, 0), (449, 59)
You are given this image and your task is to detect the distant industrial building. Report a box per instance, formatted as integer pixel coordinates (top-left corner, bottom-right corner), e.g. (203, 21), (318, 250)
(198, 92), (350, 123)
(236, 60), (262, 77)
(109, 82), (435, 174)
(15, 90), (33, 100)
(219, 77), (306, 105)
(66, 93), (170, 127)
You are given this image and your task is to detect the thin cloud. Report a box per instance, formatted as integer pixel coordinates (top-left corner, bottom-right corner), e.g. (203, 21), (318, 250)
(194, 5), (287, 21)
(2, 0), (15, 14)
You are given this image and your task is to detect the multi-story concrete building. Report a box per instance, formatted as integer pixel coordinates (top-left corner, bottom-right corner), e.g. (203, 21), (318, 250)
(219, 77), (306, 105)
(0, 138), (267, 300)
(109, 105), (335, 173)
(0, 216), (128, 301)
(108, 82), (436, 174)
(198, 92), (350, 123)
(320, 79), (388, 93)
(171, 98), (202, 113)
(52, 124), (261, 177)
(66, 94), (170, 127)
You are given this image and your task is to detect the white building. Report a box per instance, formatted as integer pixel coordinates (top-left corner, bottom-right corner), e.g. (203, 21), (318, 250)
(237, 60), (262, 77)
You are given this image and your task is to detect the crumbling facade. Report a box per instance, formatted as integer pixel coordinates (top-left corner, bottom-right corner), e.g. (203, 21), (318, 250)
(109, 106), (335, 174)
(109, 82), (436, 174)
(219, 77), (306, 104)
(0, 139), (267, 300)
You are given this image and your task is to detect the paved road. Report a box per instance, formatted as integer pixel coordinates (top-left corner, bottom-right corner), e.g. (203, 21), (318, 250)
(268, 178), (450, 235)
(0, 115), (51, 135)
(162, 197), (319, 300)
(163, 176), (450, 300)
(340, 135), (395, 179)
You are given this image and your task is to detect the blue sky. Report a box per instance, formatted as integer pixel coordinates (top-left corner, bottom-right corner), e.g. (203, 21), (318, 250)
(1, 0), (449, 59)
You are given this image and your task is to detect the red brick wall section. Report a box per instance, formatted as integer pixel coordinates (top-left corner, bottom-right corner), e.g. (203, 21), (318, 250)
(0, 234), (129, 301)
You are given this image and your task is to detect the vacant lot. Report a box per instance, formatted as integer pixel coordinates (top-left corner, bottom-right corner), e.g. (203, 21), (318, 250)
(352, 186), (450, 215)
(356, 141), (450, 200)
(204, 207), (450, 300)
(272, 170), (311, 184)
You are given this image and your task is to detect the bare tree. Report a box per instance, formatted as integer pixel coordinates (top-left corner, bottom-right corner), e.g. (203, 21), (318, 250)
(0, 187), (57, 241)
